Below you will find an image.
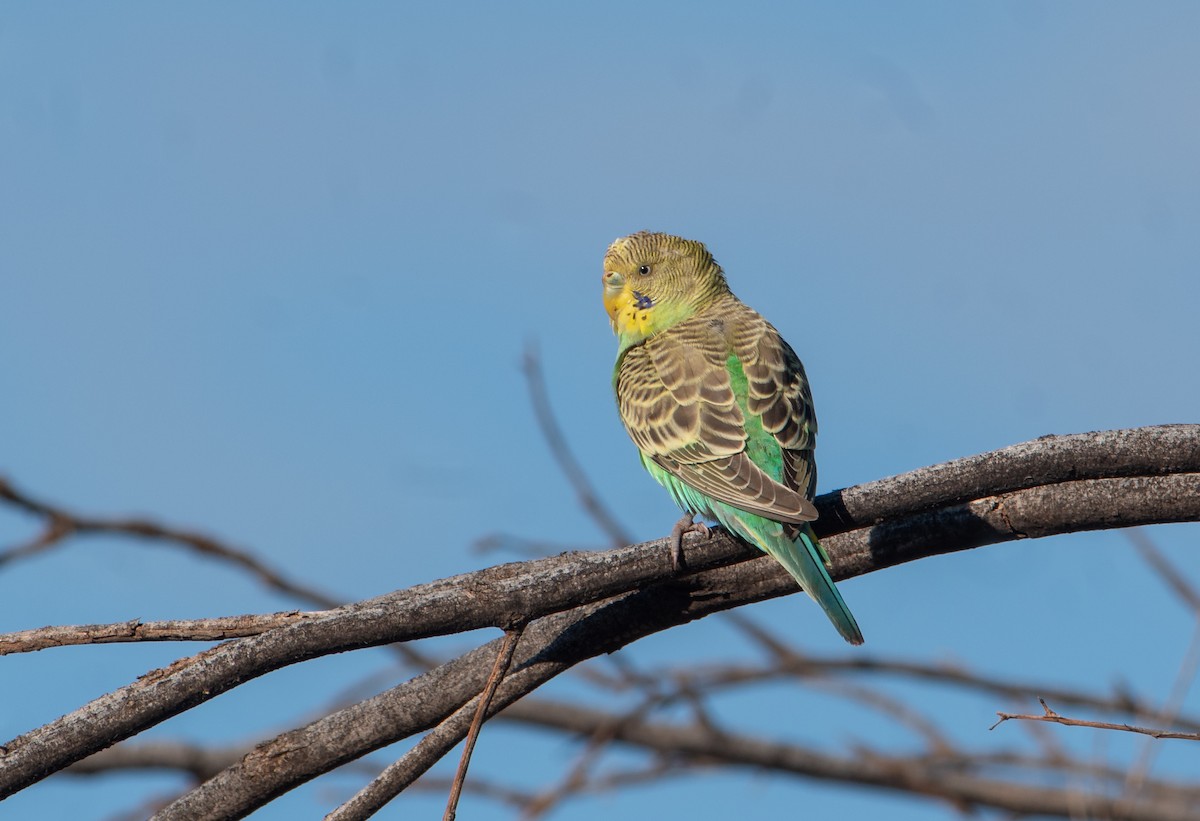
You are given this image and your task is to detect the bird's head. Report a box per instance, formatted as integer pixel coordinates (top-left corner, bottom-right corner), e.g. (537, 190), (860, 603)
(602, 231), (729, 345)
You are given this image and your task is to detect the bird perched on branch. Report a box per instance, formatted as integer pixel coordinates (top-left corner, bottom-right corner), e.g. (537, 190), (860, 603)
(603, 231), (863, 645)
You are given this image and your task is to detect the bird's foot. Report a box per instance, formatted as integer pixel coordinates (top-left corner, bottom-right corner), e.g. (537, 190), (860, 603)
(668, 514), (711, 572)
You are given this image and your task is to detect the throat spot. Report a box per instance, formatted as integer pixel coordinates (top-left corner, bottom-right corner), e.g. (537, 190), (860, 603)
(632, 290), (655, 310)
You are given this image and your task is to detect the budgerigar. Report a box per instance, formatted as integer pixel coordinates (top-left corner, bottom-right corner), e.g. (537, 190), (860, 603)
(603, 231), (863, 645)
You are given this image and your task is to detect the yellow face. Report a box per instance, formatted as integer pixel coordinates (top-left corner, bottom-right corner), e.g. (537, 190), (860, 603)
(602, 231), (717, 343)
(602, 270), (656, 337)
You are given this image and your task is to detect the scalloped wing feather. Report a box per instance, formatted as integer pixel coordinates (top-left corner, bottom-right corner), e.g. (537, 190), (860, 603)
(616, 300), (818, 523)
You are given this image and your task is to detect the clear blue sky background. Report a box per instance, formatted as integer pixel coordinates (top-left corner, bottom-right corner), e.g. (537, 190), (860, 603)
(3, 3), (1199, 819)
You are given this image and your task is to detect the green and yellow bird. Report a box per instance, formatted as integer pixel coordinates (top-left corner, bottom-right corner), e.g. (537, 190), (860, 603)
(603, 231), (863, 645)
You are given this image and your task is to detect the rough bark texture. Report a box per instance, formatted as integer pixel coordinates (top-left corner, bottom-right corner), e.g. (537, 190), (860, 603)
(0, 425), (1196, 819)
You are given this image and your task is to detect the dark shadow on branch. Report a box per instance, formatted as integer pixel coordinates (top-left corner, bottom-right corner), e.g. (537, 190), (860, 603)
(0, 425), (1196, 818)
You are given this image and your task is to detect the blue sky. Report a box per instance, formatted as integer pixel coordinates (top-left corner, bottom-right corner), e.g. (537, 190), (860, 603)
(2, 3), (1199, 819)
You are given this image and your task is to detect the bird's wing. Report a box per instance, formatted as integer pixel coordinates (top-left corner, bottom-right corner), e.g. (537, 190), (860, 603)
(617, 313), (818, 523)
(730, 308), (819, 501)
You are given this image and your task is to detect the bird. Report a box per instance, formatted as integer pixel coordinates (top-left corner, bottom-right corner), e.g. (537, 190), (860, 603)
(603, 230), (863, 645)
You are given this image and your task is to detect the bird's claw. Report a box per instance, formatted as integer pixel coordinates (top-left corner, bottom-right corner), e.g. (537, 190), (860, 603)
(668, 515), (712, 572)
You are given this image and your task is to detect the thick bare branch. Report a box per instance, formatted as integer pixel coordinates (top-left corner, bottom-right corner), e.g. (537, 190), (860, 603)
(824, 424), (1200, 531)
(151, 590), (706, 820)
(1, 427), (1198, 810)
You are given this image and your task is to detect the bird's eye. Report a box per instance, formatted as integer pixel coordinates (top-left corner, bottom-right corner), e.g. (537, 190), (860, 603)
(638, 265), (651, 276)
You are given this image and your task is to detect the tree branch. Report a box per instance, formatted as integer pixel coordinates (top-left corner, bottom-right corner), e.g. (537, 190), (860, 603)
(0, 477), (341, 608)
(0, 613), (317, 655)
(521, 342), (633, 547)
(1, 426), (1197, 813)
(671, 617), (1200, 734)
(442, 626), (523, 821)
(505, 698), (1200, 821)
(992, 698), (1200, 742)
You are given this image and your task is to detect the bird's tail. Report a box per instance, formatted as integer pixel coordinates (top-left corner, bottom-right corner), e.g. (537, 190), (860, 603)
(758, 522), (863, 645)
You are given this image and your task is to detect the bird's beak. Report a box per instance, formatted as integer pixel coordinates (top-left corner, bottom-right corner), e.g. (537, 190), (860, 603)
(602, 271), (630, 327)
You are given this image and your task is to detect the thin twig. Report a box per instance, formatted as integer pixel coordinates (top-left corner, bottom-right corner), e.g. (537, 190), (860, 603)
(701, 615), (1200, 733)
(410, 774), (539, 811)
(412, 759), (691, 816)
(0, 613), (316, 655)
(521, 342), (633, 547)
(0, 476), (341, 608)
(444, 625), (524, 821)
(1127, 528), (1200, 795)
(473, 533), (602, 559)
(69, 741), (246, 781)
(807, 678), (953, 752)
(1128, 528), (1200, 613)
(320, 627), (534, 821)
(0, 517), (74, 563)
(506, 697), (1200, 821)
(991, 698), (1200, 741)
(519, 717), (618, 820)
(0, 477), (436, 668)
(1126, 614), (1200, 794)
